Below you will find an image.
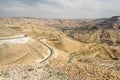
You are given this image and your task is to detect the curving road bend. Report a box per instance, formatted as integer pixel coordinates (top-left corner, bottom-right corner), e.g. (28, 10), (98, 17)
(67, 54), (79, 63)
(0, 36), (54, 65)
(37, 38), (54, 63)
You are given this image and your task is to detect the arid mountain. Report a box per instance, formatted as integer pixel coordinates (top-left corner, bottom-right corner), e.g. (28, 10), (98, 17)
(99, 16), (120, 29)
(62, 16), (120, 46)
(0, 17), (120, 80)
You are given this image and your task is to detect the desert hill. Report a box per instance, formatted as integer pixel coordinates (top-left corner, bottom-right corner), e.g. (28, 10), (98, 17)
(99, 16), (120, 29)
(0, 27), (49, 66)
(0, 16), (120, 80)
(62, 16), (120, 46)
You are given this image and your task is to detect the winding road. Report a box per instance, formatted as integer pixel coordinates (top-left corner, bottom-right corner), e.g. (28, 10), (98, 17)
(37, 38), (53, 63)
(0, 36), (54, 66)
(67, 54), (80, 63)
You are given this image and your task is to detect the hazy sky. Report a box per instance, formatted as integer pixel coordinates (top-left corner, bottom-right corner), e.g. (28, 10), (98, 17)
(0, 0), (120, 18)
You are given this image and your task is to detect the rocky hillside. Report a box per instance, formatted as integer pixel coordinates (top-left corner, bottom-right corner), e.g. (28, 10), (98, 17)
(62, 16), (120, 46)
(0, 17), (120, 80)
(99, 16), (120, 29)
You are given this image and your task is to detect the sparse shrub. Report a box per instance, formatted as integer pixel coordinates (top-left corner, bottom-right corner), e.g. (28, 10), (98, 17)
(0, 71), (9, 78)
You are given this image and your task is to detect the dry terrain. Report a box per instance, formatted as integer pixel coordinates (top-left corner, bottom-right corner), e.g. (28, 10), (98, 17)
(0, 16), (120, 80)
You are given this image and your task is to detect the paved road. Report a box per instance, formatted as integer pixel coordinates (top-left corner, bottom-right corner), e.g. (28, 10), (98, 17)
(67, 54), (79, 63)
(37, 38), (53, 63)
(0, 36), (27, 40)
(0, 36), (54, 65)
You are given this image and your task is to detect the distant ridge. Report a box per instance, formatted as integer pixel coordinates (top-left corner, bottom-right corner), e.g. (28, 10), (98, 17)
(98, 16), (120, 29)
